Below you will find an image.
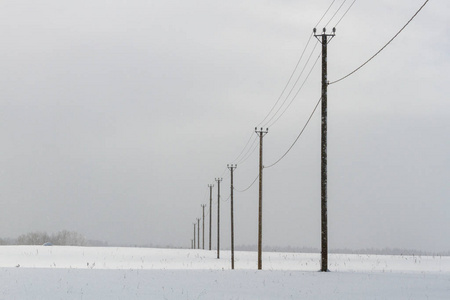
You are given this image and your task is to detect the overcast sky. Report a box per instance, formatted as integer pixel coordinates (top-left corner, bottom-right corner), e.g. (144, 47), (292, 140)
(0, 0), (448, 253)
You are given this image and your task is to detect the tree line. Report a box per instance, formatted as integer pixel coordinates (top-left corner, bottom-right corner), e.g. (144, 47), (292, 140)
(0, 230), (108, 247)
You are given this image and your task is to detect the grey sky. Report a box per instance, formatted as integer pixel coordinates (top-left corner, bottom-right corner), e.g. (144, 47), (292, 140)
(0, 0), (448, 253)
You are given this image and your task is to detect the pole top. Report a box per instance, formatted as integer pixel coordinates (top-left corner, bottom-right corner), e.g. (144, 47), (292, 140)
(313, 27), (336, 41)
(255, 127), (269, 134)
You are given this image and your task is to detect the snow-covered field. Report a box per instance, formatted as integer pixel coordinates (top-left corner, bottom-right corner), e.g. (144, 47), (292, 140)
(0, 246), (448, 299)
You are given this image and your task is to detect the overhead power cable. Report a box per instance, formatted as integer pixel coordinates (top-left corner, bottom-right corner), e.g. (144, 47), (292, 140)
(231, 131), (255, 164)
(265, 97), (322, 169)
(266, 52), (321, 128)
(329, 0), (430, 85)
(262, 41), (320, 128)
(213, 0), (349, 180)
(256, 34), (314, 127)
(234, 174), (259, 193)
(325, 0), (348, 28)
(220, 167), (228, 178)
(334, 0), (357, 27)
(202, 187), (208, 203)
(235, 135), (259, 165)
(315, 0), (337, 28)
(236, 142), (259, 166)
(257, 0), (340, 128)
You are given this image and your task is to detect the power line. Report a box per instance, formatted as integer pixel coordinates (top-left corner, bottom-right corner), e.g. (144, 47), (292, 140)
(234, 174), (259, 193)
(201, 186), (208, 202)
(265, 97), (322, 169)
(220, 167), (228, 178)
(235, 135), (259, 165)
(215, 0), (344, 177)
(222, 194), (231, 202)
(257, 0), (341, 129)
(206, 1), (353, 205)
(262, 41), (320, 128)
(325, 0), (348, 28)
(231, 131), (255, 164)
(315, 0), (337, 28)
(334, 0), (357, 27)
(329, 0), (430, 85)
(266, 51), (322, 128)
(257, 34), (314, 127)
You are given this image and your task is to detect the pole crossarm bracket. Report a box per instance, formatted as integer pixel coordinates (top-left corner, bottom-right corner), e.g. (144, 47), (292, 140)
(313, 27), (336, 44)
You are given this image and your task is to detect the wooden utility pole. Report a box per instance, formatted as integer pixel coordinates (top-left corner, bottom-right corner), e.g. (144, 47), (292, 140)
(255, 127), (268, 270)
(208, 184), (214, 251)
(227, 164), (237, 270)
(197, 218), (200, 249)
(215, 178), (222, 259)
(314, 27), (335, 272)
(193, 222), (196, 250)
(201, 204), (206, 249)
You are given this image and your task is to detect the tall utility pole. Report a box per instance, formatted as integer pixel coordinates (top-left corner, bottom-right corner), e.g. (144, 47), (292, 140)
(227, 164), (237, 270)
(208, 184), (214, 251)
(215, 178), (222, 259)
(255, 127), (268, 270)
(314, 27), (335, 272)
(201, 204), (206, 249)
(197, 218), (200, 249)
(193, 223), (196, 250)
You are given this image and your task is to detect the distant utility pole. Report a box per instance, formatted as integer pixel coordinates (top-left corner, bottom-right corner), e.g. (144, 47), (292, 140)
(193, 222), (196, 250)
(201, 204), (206, 250)
(255, 127), (268, 270)
(215, 177), (222, 259)
(227, 164), (237, 270)
(314, 27), (335, 272)
(197, 218), (200, 249)
(191, 239), (194, 249)
(208, 184), (214, 251)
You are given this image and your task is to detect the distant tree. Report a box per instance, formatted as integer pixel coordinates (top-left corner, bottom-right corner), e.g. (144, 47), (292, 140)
(17, 231), (50, 245)
(15, 230), (87, 246)
(0, 230), (109, 246)
(51, 230), (86, 246)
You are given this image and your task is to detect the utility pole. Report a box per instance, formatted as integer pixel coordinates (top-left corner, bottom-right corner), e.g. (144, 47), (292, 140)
(191, 239), (194, 249)
(208, 184), (214, 250)
(193, 222), (196, 250)
(197, 218), (200, 249)
(201, 204), (206, 249)
(255, 127), (268, 270)
(215, 178), (222, 259)
(227, 164), (237, 270)
(314, 27), (335, 272)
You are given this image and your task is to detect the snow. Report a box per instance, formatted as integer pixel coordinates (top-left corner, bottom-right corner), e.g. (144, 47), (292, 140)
(0, 246), (449, 299)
